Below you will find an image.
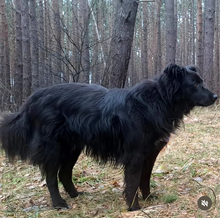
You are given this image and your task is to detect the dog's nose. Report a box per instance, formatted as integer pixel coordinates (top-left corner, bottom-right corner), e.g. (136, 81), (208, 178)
(213, 94), (218, 101)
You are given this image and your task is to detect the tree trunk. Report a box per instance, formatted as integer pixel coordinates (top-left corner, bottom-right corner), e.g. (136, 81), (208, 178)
(91, 20), (100, 84)
(0, 1), (4, 110)
(14, 0), (23, 109)
(214, 0), (219, 98)
(45, 0), (52, 86)
(64, 0), (70, 83)
(165, 0), (176, 65)
(191, 0), (195, 65)
(180, 3), (185, 65)
(141, 2), (148, 79)
(154, 0), (162, 75)
(38, 0), (45, 87)
(102, 0), (139, 88)
(79, 0), (90, 83)
(196, 0), (203, 73)
(1, 1), (11, 110)
(52, 0), (62, 84)
(203, 0), (215, 88)
(184, 3), (189, 65)
(72, 0), (80, 82)
(30, 0), (39, 91)
(21, 0), (32, 100)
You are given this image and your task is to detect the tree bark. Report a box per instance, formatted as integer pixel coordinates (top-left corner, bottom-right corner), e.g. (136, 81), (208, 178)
(141, 2), (148, 79)
(30, 0), (39, 91)
(52, 0), (62, 84)
(14, 0), (23, 109)
(165, 0), (176, 65)
(203, 0), (215, 88)
(1, 1), (11, 110)
(214, 0), (219, 98)
(196, 0), (203, 73)
(79, 0), (90, 83)
(45, 0), (52, 86)
(21, 0), (32, 100)
(191, 0), (195, 65)
(0, 1), (5, 110)
(38, 0), (45, 87)
(154, 0), (162, 75)
(72, 0), (80, 82)
(102, 0), (139, 88)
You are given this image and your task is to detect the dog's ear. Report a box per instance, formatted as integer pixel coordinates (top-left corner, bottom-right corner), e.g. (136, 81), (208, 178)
(159, 63), (186, 102)
(163, 63), (186, 81)
(185, 65), (198, 73)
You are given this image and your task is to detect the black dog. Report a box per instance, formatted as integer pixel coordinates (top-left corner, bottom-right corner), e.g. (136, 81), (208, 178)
(0, 64), (217, 211)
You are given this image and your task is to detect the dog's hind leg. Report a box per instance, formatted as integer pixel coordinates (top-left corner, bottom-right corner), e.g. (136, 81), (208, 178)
(45, 164), (69, 209)
(59, 149), (82, 198)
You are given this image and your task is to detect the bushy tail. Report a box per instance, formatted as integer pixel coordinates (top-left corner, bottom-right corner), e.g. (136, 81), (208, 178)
(0, 112), (31, 162)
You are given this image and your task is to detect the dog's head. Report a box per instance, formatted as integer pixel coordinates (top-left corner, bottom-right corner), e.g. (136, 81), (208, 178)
(160, 63), (217, 106)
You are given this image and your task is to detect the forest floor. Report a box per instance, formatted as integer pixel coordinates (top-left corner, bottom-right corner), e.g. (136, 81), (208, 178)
(0, 106), (220, 218)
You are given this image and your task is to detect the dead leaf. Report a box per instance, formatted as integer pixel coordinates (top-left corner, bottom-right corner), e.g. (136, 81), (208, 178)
(112, 181), (120, 187)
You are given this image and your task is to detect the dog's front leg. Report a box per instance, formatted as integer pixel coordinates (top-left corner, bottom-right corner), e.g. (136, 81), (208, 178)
(140, 139), (168, 199)
(123, 155), (145, 211)
(139, 154), (158, 199)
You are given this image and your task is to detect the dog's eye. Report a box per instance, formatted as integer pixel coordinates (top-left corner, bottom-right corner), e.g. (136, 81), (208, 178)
(194, 83), (199, 87)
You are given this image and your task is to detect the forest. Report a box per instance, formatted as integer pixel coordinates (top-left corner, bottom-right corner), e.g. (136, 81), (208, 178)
(0, 0), (219, 111)
(1, 1), (220, 217)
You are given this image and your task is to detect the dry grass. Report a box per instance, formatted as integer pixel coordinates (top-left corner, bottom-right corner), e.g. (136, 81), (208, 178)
(1, 107), (220, 218)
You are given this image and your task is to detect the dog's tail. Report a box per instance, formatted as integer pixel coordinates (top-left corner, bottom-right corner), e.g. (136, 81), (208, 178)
(0, 111), (32, 162)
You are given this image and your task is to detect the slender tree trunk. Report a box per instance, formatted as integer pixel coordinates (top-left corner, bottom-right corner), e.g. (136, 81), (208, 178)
(30, 0), (39, 91)
(102, 0), (139, 88)
(38, 0), (45, 87)
(65, 0), (70, 83)
(72, 0), (80, 82)
(154, 0), (162, 75)
(88, 0), (106, 83)
(165, 0), (176, 64)
(174, 0), (177, 52)
(141, 2), (148, 79)
(185, 4), (189, 65)
(21, 0), (32, 100)
(44, 0), (49, 86)
(203, 0), (215, 88)
(79, 0), (90, 83)
(45, 1), (52, 86)
(196, 0), (203, 73)
(1, 1), (11, 110)
(14, 0), (23, 109)
(180, 3), (185, 65)
(0, 1), (4, 110)
(214, 0), (219, 98)
(92, 20), (100, 84)
(100, 0), (109, 70)
(188, 2), (193, 65)
(61, 8), (65, 83)
(191, 0), (195, 65)
(52, 0), (62, 84)
(147, 3), (155, 77)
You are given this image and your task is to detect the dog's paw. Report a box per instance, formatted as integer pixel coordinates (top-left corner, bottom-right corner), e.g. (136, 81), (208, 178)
(53, 200), (70, 210)
(127, 205), (141, 211)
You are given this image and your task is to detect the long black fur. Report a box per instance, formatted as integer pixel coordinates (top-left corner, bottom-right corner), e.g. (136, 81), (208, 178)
(0, 63), (217, 210)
